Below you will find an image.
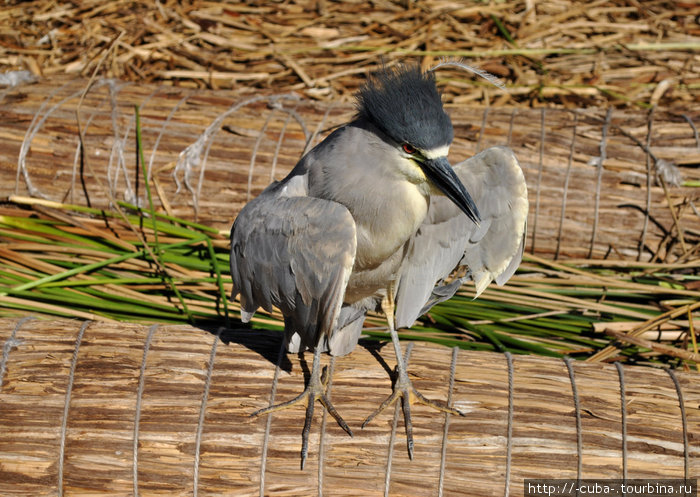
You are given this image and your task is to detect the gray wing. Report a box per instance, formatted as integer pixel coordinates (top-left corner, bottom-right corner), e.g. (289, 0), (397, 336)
(230, 189), (357, 352)
(395, 146), (528, 328)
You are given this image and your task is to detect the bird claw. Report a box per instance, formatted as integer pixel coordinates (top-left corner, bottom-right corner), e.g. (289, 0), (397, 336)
(362, 365), (463, 460)
(252, 365), (353, 470)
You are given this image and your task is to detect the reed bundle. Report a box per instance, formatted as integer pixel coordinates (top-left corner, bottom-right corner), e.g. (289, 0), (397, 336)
(0, 76), (698, 260)
(0, 318), (697, 496)
(0, 74), (698, 366)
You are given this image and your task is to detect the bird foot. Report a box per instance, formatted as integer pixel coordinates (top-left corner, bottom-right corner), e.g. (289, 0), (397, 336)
(251, 365), (353, 469)
(361, 364), (463, 460)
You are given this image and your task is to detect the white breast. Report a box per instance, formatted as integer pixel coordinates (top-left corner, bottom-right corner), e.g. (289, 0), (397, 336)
(304, 124), (432, 296)
(352, 180), (428, 269)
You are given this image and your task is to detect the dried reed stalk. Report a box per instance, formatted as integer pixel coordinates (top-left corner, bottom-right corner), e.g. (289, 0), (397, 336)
(1, 0), (697, 109)
(0, 318), (697, 496)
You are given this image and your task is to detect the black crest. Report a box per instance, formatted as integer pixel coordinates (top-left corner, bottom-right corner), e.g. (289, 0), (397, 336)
(356, 65), (453, 151)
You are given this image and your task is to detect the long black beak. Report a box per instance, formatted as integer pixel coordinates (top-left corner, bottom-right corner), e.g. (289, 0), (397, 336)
(420, 156), (481, 224)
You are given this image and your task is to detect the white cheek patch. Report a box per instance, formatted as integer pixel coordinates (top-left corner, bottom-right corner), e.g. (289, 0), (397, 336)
(422, 144), (451, 159)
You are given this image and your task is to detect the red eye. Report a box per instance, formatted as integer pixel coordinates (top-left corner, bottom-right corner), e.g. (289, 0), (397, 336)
(402, 143), (416, 154)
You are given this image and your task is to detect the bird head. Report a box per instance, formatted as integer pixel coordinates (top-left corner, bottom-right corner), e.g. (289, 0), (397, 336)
(355, 65), (481, 224)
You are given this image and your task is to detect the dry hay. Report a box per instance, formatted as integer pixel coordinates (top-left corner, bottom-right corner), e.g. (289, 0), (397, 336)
(0, 0), (698, 108)
(0, 317), (698, 496)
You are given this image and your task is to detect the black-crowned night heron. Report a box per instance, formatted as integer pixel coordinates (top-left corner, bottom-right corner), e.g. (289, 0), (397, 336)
(230, 65), (528, 468)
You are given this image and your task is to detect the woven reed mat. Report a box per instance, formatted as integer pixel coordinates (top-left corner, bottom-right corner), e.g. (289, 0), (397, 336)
(0, 76), (698, 261)
(0, 317), (697, 496)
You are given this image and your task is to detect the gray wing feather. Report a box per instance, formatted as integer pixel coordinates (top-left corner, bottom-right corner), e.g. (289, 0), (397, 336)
(395, 146), (528, 328)
(230, 192), (356, 352)
(327, 306), (366, 356)
(286, 305), (366, 356)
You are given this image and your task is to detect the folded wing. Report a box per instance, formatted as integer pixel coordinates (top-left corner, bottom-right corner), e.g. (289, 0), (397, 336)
(230, 189), (357, 352)
(395, 146), (528, 328)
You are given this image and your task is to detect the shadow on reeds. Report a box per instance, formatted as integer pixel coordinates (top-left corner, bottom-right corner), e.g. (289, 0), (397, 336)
(198, 319), (393, 377)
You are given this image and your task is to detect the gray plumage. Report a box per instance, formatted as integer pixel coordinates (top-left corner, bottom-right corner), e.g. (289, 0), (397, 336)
(230, 64), (528, 466)
(230, 194), (355, 348)
(230, 69), (527, 355)
(395, 146), (528, 329)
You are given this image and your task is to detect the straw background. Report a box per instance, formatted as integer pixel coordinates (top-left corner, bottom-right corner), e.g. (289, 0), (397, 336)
(0, 1), (699, 495)
(0, 0), (698, 260)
